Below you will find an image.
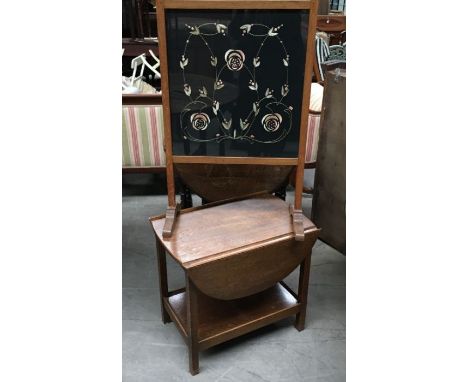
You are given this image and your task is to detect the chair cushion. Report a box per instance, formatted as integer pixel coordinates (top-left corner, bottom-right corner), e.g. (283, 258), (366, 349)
(122, 106), (166, 167)
(122, 106), (320, 167)
(305, 113), (321, 164)
(309, 83), (324, 113)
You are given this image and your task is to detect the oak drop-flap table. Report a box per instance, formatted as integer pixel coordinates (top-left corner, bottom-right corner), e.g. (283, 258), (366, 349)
(150, 193), (320, 375)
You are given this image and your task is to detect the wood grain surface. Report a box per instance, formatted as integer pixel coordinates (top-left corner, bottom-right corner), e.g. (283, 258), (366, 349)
(166, 283), (300, 350)
(151, 194), (317, 268)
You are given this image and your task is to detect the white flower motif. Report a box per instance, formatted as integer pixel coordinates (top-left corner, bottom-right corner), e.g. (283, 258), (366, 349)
(214, 79), (224, 90)
(225, 49), (245, 71)
(190, 112), (210, 131)
(262, 113), (283, 132)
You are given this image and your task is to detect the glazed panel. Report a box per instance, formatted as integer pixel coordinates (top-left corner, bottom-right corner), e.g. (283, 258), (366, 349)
(166, 9), (309, 158)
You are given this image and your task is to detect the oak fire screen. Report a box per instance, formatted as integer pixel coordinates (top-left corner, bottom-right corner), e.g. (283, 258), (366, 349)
(157, 0), (318, 237)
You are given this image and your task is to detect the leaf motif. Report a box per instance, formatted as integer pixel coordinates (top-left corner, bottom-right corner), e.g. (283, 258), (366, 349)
(212, 100), (219, 115)
(265, 88), (273, 98)
(222, 119), (232, 130)
(248, 82), (258, 91)
(199, 87), (208, 97)
(210, 56), (217, 66)
(253, 102), (260, 115)
(283, 58), (288, 66)
(216, 24), (227, 33)
(240, 24), (252, 33)
(190, 26), (200, 35)
(253, 57), (260, 67)
(214, 81), (224, 90)
(281, 84), (289, 97)
(180, 58), (188, 69)
(240, 119), (249, 131)
(268, 28), (278, 36)
(233, 130), (237, 138)
(184, 84), (191, 96)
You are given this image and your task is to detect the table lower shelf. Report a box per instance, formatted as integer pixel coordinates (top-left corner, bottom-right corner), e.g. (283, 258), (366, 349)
(163, 282), (300, 350)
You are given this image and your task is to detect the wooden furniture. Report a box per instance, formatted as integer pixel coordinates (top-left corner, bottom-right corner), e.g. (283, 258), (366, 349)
(157, 0), (319, 239)
(312, 68), (345, 254)
(150, 193), (320, 374)
(150, 0), (320, 374)
(123, 0), (157, 40)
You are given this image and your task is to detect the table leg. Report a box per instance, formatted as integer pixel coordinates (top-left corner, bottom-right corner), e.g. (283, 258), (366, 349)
(156, 237), (171, 324)
(295, 250), (312, 331)
(186, 275), (200, 375)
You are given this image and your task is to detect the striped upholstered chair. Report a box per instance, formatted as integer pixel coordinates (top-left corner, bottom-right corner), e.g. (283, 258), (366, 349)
(314, 33), (346, 83)
(122, 105), (321, 171)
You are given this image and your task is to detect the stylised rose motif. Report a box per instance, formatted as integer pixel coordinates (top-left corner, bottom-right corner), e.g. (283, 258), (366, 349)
(224, 49), (245, 71)
(190, 112), (210, 131)
(262, 113), (283, 132)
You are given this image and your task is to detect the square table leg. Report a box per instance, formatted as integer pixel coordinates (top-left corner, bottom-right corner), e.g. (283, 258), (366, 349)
(186, 275), (200, 375)
(156, 237), (171, 324)
(295, 250), (312, 331)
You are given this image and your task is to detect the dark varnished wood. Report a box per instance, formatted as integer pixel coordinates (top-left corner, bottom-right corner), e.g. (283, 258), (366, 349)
(122, 38), (159, 57)
(152, 1), (320, 373)
(316, 15), (346, 32)
(156, 0), (319, 237)
(295, 251), (312, 331)
(186, 276), (199, 375)
(122, 166), (165, 174)
(172, 156), (298, 166)
(167, 283), (300, 350)
(312, 69), (346, 254)
(162, 203), (180, 238)
(290, 204), (305, 241)
(156, 237), (171, 323)
(188, 229), (318, 300)
(122, 94), (162, 106)
(163, 0), (313, 10)
(156, 0), (177, 209)
(152, 194), (319, 373)
(175, 164), (293, 203)
(151, 194), (317, 269)
(293, 0), (318, 221)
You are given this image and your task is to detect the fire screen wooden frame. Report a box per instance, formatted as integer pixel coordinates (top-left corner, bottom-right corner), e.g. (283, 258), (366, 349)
(157, 0), (318, 238)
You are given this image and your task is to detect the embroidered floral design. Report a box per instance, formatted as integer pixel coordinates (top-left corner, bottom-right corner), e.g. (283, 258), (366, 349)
(224, 49), (245, 71)
(190, 112), (210, 130)
(262, 113), (282, 132)
(179, 22), (293, 144)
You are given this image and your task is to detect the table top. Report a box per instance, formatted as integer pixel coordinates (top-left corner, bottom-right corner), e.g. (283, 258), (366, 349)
(150, 194), (316, 268)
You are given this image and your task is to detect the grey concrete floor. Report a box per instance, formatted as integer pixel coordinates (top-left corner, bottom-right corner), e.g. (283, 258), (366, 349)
(123, 173), (345, 382)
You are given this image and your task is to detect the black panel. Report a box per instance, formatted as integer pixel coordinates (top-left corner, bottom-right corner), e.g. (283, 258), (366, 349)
(166, 9), (309, 158)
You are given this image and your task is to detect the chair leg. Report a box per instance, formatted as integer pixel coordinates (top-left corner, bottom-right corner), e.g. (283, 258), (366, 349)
(156, 237), (171, 324)
(274, 185), (287, 201)
(183, 186), (193, 208)
(295, 251), (312, 331)
(186, 275), (200, 375)
(180, 185), (193, 209)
